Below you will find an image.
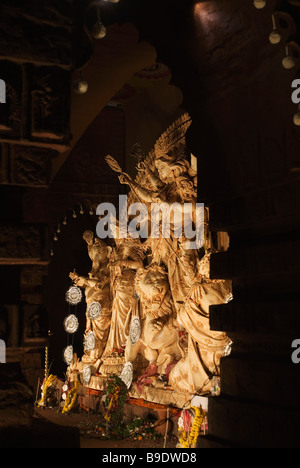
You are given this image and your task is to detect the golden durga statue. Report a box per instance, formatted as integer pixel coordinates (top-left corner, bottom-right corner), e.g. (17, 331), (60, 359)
(66, 113), (232, 407)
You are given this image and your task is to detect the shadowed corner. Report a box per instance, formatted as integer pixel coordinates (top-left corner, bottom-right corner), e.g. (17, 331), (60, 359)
(0, 362), (80, 448)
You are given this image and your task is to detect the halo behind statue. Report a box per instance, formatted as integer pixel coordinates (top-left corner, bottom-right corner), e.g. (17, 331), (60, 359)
(87, 301), (102, 320)
(64, 314), (79, 334)
(127, 112), (192, 206)
(154, 112), (192, 160)
(65, 286), (82, 305)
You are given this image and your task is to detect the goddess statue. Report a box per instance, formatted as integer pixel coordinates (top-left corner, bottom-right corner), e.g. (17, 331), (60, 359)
(69, 230), (112, 370)
(100, 234), (145, 367)
(125, 264), (183, 379)
(64, 113), (232, 402)
(110, 113), (232, 395)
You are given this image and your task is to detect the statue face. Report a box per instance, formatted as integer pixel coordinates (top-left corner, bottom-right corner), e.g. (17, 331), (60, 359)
(83, 230), (94, 245)
(88, 241), (108, 264)
(155, 160), (173, 182)
(139, 270), (169, 305)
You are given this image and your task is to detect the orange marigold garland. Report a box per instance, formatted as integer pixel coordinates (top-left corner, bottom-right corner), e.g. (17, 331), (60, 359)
(61, 381), (80, 414)
(37, 374), (57, 408)
(178, 406), (206, 448)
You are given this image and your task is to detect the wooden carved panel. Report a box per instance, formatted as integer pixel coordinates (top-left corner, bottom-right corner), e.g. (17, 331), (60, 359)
(5, 144), (55, 187)
(0, 0), (73, 67)
(30, 65), (71, 144)
(0, 224), (46, 263)
(0, 60), (22, 138)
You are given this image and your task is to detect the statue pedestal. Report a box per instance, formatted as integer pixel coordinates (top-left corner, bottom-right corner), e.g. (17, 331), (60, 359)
(129, 382), (193, 409)
(68, 370), (194, 410)
(98, 354), (125, 376)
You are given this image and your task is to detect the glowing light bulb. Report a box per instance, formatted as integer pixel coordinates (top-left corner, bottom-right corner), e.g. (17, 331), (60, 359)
(254, 0), (266, 8)
(282, 47), (296, 69)
(73, 78), (88, 94)
(293, 105), (300, 126)
(92, 20), (106, 39)
(269, 15), (281, 45)
(63, 217), (67, 226)
(283, 56), (296, 69)
(269, 30), (281, 44)
(72, 210), (77, 219)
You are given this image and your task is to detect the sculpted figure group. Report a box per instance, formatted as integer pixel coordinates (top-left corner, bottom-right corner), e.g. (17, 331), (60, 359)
(67, 114), (232, 396)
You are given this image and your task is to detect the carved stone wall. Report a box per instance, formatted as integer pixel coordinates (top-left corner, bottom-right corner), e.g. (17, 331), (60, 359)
(0, 0), (74, 66)
(0, 2), (79, 399)
(0, 1), (75, 189)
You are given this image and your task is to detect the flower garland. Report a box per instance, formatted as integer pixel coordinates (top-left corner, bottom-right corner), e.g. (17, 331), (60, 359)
(37, 374), (57, 408)
(103, 375), (128, 427)
(62, 381), (80, 414)
(178, 406), (206, 448)
(90, 415), (161, 441)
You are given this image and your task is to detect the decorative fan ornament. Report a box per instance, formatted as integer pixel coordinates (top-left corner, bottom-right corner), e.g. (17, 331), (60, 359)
(129, 316), (141, 345)
(65, 286), (82, 305)
(82, 365), (92, 386)
(119, 362), (133, 389)
(64, 314), (79, 334)
(84, 331), (96, 351)
(63, 345), (74, 365)
(87, 301), (102, 320)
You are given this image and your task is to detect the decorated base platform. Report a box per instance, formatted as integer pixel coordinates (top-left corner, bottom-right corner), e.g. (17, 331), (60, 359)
(68, 371), (195, 409)
(129, 383), (194, 409)
(37, 373), (209, 446)
(62, 350), (210, 444)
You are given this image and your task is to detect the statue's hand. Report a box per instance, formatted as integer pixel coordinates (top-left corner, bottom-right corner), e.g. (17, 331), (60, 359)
(118, 173), (132, 185)
(69, 272), (78, 281)
(73, 276), (86, 287)
(151, 318), (164, 333)
(137, 161), (148, 172)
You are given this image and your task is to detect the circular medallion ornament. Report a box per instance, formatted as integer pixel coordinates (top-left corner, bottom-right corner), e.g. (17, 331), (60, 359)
(65, 286), (82, 305)
(119, 362), (133, 389)
(84, 331), (95, 351)
(87, 301), (102, 320)
(63, 345), (74, 365)
(82, 365), (92, 386)
(129, 316), (141, 345)
(63, 314), (79, 334)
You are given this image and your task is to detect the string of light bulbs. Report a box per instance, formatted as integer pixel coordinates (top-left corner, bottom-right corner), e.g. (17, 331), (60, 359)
(254, 1), (300, 125)
(50, 201), (95, 257)
(73, 0), (120, 95)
